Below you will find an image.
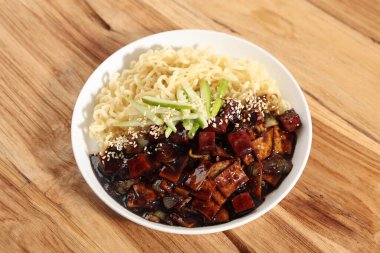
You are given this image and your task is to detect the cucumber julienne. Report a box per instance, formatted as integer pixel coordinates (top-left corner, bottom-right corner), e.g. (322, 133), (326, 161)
(117, 80), (229, 138)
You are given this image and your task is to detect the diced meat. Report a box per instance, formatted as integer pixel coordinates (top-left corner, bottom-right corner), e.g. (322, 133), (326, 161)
(231, 192), (255, 213)
(191, 180), (216, 201)
(246, 128), (256, 141)
(198, 131), (216, 154)
(184, 163), (209, 191)
(170, 213), (199, 228)
(246, 162), (263, 200)
(207, 160), (233, 179)
(273, 125), (295, 156)
(174, 186), (190, 197)
(227, 130), (252, 157)
(192, 199), (221, 220)
(214, 161), (249, 198)
(128, 153), (153, 178)
(262, 154), (293, 174)
(262, 174), (282, 187)
(242, 153), (255, 166)
(154, 142), (181, 163)
(221, 99), (240, 123)
(204, 116), (228, 134)
(212, 189), (227, 206)
(251, 128), (273, 161)
(133, 183), (158, 201)
(100, 152), (124, 174)
(213, 208), (230, 223)
(159, 155), (188, 183)
(277, 109), (301, 132)
(170, 125), (190, 145)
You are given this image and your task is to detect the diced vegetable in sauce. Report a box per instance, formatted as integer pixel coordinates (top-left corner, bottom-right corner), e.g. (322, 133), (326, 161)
(231, 192), (255, 213)
(90, 97), (302, 227)
(214, 161), (249, 198)
(251, 127), (273, 160)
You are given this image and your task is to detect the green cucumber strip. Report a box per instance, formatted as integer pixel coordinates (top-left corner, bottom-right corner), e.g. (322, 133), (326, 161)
(211, 79), (229, 117)
(164, 118), (177, 132)
(196, 116), (208, 129)
(165, 127), (173, 138)
(188, 122), (200, 139)
(171, 113), (199, 121)
(216, 79), (229, 98)
(127, 98), (164, 125)
(183, 119), (193, 131)
(112, 119), (153, 127)
(182, 83), (209, 128)
(142, 96), (193, 110)
(176, 88), (191, 117)
(211, 99), (223, 117)
(181, 83), (200, 102)
(200, 80), (211, 118)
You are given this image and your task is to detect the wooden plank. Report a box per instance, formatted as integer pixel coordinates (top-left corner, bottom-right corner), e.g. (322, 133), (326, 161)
(309, 0), (380, 42)
(0, 0), (379, 252)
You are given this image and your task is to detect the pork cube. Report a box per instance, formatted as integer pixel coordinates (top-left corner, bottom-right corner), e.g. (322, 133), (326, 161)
(159, 155), (189, 183)
(231, 192), (255, 213)
(204, 116), (228, 134)
(128, 153), (153, 178)
(227, 130), (252, 157)
(277, 109), (301, 132)
(198, 131), (216, 154)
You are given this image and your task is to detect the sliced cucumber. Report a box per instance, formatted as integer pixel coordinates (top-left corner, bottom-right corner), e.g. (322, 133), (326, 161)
(211, 79), (229, 117)
(183, 119), (193, 131)
(171, 113), (199, 121)
(127, 98), (164, 125)
(196, 116), (208, 129)
(188, 122), (200, 139)
(181, 83), (200, 102)
(200, 80), (211, 119)
(164, 118), (177, 132)
(165, 127), (173, 138)
(142, 96), (193, 110)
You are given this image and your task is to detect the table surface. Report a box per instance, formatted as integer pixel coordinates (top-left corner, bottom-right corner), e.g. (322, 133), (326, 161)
(1, 1), (379, 252)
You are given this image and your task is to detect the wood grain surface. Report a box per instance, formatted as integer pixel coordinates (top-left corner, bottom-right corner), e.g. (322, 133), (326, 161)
(0, 0), (379, 252)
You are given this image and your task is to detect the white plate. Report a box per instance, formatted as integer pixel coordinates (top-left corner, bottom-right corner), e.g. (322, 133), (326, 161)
(71, 29), (312, 234)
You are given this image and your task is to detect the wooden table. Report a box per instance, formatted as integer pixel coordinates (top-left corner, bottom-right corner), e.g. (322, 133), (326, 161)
(1, 1), (379, 252)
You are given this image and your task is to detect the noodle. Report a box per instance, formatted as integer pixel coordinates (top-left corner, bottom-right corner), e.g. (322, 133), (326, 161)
(90, 47), (288, 147)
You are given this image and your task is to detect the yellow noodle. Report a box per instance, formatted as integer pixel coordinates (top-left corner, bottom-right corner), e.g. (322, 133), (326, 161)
(90, 47), (288, 147)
